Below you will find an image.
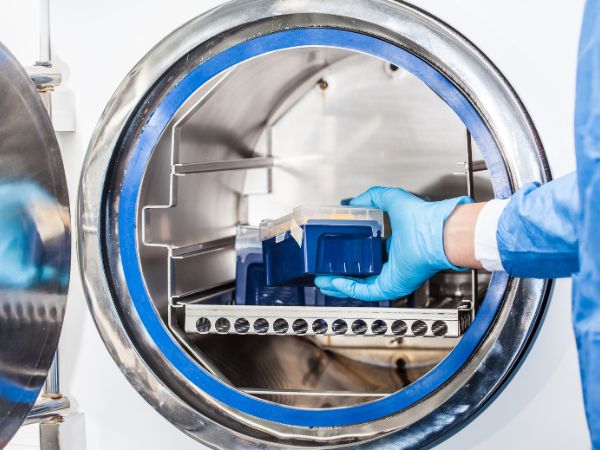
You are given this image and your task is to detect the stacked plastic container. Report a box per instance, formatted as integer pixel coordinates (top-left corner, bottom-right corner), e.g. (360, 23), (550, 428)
(260, 206), (384, 285)
(234, 206), (389, 307)
(235, 226), (305, 306)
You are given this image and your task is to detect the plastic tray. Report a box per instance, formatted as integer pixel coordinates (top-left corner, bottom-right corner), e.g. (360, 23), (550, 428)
(235, 225), (387, 306)
(260, 206), (384, 286)
(235, 226), (305, 306)
(260, 205), (384, 241)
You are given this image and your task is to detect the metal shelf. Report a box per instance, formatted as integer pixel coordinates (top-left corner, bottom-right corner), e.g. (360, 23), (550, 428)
(183, 302), (472, 338)
(173, 156), (273, 175)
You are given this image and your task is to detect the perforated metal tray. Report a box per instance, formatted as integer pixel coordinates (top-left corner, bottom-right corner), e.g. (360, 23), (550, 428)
(183, 302), (472, 338)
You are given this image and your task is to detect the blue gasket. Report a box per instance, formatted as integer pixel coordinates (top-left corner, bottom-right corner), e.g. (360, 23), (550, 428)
(118, 28), (510, 427)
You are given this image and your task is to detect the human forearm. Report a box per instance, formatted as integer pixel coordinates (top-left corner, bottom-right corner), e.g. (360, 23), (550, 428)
(443, 202), (486, 269)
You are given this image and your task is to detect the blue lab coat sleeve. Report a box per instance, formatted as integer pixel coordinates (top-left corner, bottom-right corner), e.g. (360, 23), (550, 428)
(573, 0), (600, 447)
(494, 2), (600, 444)
(496, 173), (580, 278)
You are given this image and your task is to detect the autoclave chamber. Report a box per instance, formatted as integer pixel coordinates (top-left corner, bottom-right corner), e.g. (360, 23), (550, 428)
(78, 0), (551, 447)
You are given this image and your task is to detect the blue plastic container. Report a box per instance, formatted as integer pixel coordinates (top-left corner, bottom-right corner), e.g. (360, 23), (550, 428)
(235, 226), (305, 306)
(261, 220), (383, 286)
(236, 208), (388, 306)
(304, 287), (390, 308)
(236, 252), (306, 306)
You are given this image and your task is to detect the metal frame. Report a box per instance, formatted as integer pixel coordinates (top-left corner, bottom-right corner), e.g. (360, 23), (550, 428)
(464, 130), (482, 315)
(79, 1), (550, 448)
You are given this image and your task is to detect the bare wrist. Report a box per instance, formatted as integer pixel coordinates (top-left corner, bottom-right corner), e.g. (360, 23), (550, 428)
(443, 202), (486, 269)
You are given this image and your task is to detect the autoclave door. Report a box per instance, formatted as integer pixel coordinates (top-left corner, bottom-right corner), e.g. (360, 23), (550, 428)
(0, 42), (70, 447)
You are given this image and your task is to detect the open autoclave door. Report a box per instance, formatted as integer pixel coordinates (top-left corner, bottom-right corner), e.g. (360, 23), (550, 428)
(0, 43), (70, 447)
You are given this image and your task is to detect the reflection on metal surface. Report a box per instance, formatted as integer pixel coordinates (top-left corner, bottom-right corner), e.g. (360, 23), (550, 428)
(43, 353), (60, 397)
(190, 335), (446, 408)
(79, 1), (549, 448)
(23, 395), (70, 425)
(173, 156), (273, 175)
(0, 43), (70, 447)
(24, 65), (61, 118)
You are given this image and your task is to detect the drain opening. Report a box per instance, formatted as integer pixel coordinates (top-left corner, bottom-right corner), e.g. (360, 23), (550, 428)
(215, 317), (231, 333)
(391, 320), (408, 336)
(351, 319), (368, 335)
(273, 318), (289, 334)
(372, 320), (387, 335)
(195, 317), (211, 333)
(432, 320), (448, 337)
(312, 319), (328, 334)
(234, 318), (250, 333)
(411, 320), (427, 336)
(253, 318), (269, 334)
(332, 319), (348, 335)
(292, 319), (309, 334)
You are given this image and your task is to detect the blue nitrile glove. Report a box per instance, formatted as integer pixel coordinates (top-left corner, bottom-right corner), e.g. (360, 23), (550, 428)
(0, 181), (58, 288)
(314, 187), (473, 301)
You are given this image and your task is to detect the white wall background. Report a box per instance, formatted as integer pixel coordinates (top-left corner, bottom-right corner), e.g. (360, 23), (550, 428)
(1, 1), (590, 448)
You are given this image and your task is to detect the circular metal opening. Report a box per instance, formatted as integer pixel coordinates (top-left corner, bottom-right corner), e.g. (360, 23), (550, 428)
(292, 319), (308, 334)
(234, 318), (250, 333)
(371, 320), (388, 335)
(331, 319), (348, 335)
(411, 320), (428, 337)
(351, 319), (368, 335)
(129, 32), (483, 417)
(196, 317), (211, 333)
(391, 320), (408, 336)
(312, 319), (328, 334)
(273, 318), (289, 334)
(82, 1), (550, 447)
(253, 318), (269, 334)
(432, 321), (449, 337)
(215, 318), (230, 334)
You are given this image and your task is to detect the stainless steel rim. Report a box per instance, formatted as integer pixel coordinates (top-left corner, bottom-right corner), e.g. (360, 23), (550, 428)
(78, 0), (550, 448)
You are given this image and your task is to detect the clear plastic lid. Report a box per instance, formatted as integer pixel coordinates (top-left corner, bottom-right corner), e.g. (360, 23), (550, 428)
(259, 205), (384, 241)
(235, 225), (262, 253)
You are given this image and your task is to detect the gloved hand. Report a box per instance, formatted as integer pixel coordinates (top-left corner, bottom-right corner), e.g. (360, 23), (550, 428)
(315, 187), (473, 301)
(0, 181), (59, 288)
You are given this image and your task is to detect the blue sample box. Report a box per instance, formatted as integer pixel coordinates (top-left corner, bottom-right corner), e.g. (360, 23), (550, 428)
(235, 226), (305, 306)
(236, 251), (306, 306)
(260, 206), (385, 286)
(304, 287), (390, 308)
(235, 224), (388, 307)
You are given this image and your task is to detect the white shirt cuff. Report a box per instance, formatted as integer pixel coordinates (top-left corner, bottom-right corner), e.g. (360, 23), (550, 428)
(474, 198), (509, 272)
